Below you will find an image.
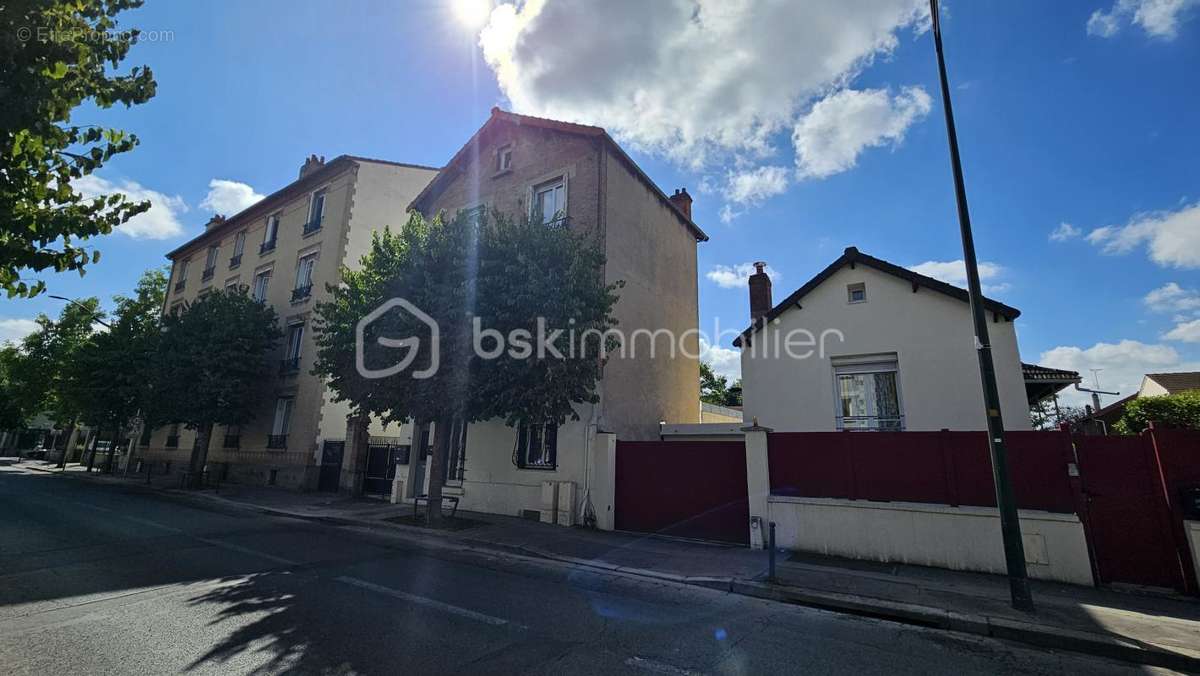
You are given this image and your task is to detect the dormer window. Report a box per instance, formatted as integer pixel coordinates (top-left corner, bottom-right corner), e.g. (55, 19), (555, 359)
(848, 282), (866, 304)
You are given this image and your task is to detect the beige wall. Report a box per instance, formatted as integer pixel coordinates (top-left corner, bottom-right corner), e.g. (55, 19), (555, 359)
(741, 264), (1030, 432)
(768, 496), (1094, 585)
(1138, 376), (1170, 397)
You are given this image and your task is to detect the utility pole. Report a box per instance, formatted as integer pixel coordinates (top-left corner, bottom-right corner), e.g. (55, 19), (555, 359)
(928, 0), (1033, 611)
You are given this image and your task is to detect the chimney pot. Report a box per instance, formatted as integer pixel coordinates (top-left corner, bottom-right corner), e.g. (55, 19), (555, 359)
(668, 186), (693, 220)
(299, 154), (326, 179)
(749, 261), (772, 322)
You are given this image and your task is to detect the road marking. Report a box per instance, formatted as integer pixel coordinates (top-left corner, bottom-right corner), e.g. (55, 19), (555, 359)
(625, 656), (706, 675)
(195, 537), (299, 566)
(72, 500), (114, 513)
(334, 575), (522, 629)
(120, 515), (183, 533)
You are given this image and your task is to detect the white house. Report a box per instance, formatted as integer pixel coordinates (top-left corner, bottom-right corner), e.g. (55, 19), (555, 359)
(736, 247), (1032, 433)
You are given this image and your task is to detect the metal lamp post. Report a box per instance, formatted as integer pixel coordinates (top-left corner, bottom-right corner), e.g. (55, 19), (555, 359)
(927, 0), (1034, 611)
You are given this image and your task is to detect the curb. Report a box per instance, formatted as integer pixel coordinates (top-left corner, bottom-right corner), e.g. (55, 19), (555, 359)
(22, 464), (1200, 672)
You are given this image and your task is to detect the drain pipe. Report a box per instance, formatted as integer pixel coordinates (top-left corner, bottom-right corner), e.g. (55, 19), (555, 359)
(1075, 383), (1119, 434)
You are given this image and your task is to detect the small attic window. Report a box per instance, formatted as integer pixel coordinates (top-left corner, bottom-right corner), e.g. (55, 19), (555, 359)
(848, 282), (866, 303)
(496, 145), (513, 173)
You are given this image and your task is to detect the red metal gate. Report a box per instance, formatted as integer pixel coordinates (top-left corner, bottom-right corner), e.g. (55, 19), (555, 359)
(1075, 434), (1185, 591)
(615, 440), (748, 545)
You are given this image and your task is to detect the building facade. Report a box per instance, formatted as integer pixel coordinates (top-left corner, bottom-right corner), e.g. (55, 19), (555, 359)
(737, 247), (1032, 433)
(380, 108), (708, 520)
(140, 155), (437, 489)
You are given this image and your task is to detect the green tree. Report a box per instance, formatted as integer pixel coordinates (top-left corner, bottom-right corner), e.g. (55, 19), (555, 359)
(313, 210), (620, 523)
(0, 344), (27, 431)
(1, 0), (157, 298)
(14, 297), (104, 425)
(156, 289), (281, 487)
(700, 362), (729, 405)
(62, 267), (167, 466)
(1114, 390), (1200, 434)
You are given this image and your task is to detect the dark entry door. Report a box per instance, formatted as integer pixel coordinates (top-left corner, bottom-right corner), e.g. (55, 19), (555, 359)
(318, 440), (344, 492)
(363, 443), (396, 496)
(1076, 435), (1184, 590)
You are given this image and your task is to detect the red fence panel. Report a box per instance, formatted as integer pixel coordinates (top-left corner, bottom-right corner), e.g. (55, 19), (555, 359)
(1149, 427), (1200, 593)
(615, 440), (748, 545)
(767, 430), (1075, 513)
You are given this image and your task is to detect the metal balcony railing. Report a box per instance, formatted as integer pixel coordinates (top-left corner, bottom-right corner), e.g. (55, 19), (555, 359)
(279, 357), (301, 375)
(291, 285), (312, 302)
(201, 266), (215, 281)
(222, 434), (240, 449)
(302, 218), (322, 235)
(174, 280), (185, 293)
(260, 239), (276, 255)
(229, 254), (242, 268)
(266, 434), (288, 449)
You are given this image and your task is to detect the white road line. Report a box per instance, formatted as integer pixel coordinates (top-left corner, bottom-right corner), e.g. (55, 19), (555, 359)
(120, 515), (183, 533)
(334, 575), (523, 629)
(625, 656), (706, 675)
(194, 537), (299, 566)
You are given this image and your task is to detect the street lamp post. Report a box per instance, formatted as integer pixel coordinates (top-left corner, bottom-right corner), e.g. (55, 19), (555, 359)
(927, 0), (1034, 612)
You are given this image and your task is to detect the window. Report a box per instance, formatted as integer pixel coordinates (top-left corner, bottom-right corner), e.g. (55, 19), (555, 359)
(532, 177), (566, 225)
(261, 213), (280, 253)
(515, 422), (557, 469)
(252, 269), (271, 302)
(166, 423), (180, 448)
(292, 252), (317, 301)
(268, 398), (294, 448)
(223, 425), (240, 449)
(281, 323), (304, 373)
(496, 144), (513, 172)
(833, 358), (903, 431)
(203, 245), (219, 280)
(847, 282), (866, 303)
(305, 189), (326, 233)
(225, 277), (241, 292)
(175, 259), (190, 293)
(230, 230), (246, 267)
(444, 418), (468, 484)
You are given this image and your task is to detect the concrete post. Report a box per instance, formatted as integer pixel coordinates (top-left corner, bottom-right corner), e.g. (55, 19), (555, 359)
(339, 414), (369, 495)
(591, 432), (617, 530)
(741, 421), (773, 549)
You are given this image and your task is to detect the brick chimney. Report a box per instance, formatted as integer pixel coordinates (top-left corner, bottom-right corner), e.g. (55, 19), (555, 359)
(668, 187), (693, 220)
(748, 261), (772, 322)
(299, 154), (326, 179)
(204, 214), (226, 231)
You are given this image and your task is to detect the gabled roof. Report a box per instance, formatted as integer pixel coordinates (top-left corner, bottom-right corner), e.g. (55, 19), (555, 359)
(164, 155), (438, 260)
(1022, 363), (1081, 383)
(1146, 371), (1200, 394)
(734, 246), (1022, 347)
(408, 107), (708, 242)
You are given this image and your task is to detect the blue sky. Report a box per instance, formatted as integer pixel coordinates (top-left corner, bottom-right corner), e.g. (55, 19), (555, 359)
(3, 0), (1198, 406)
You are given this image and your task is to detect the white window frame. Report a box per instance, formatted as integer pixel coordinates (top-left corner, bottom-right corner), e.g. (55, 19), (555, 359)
(204, 245), (220, 271)
(232, 230), (246, 258)
(225, 277), (241, 292)
(285, 322), (305, 361)
(832, 357), (904, 431)
(496, 144), (513, 173)
(307, 188), (327, 227)
(178, 258), (190, 282)
(847, 282), (866, 304)
(517, 422), (557, 469)
(529, 175), (568, 225)
(271, 397), (295, 436)
(252, 268), (272, 302)
(294, 252), (318, 291)
(264, 213), (280, 245)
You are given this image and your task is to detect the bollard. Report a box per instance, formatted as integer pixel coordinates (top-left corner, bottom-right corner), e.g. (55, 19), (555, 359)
(768, 521), (777, 583)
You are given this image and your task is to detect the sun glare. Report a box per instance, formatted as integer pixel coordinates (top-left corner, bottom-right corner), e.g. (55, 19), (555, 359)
(452, 0), (492, 30)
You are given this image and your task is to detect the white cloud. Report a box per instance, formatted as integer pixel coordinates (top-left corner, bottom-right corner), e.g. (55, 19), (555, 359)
(478, 0), (930, 169)
(1165, 319), (1200, 342)
(706, 262), (780, 289)
(1087, 0), (1198, 40)
(199, 179), (264, 215)
(1086, 201), (1200, 268)
(74, 175), (187, 240)
(1038, 339), (1196, 406)
(1144, 282), (1200, 313)
(1049, 222), (1081, 242)
(724, 166), (790, 205)
(908, 259), (1009, 294)
(0, 318), (39, 345)
(793, 86), (932, 179)
(700, 338), (741, 381)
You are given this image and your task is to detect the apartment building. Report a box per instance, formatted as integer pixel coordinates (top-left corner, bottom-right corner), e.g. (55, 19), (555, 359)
(375, 108), (709, 519)
(141, 155), (437, 489)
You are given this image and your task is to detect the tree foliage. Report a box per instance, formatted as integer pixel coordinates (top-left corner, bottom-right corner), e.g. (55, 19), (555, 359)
(7, 297), (104, 427)
(313, 210), (620, 521)
(1, 0), (157, 297)
(700, 362), (741, 407)
(1114, 390), (1200, 434)
(156, 289), (281, 482)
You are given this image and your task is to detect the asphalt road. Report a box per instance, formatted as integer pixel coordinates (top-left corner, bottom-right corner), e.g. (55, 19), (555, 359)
(0, 466), (1167, 675)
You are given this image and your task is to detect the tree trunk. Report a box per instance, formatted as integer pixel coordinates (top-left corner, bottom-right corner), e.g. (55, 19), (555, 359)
(85, 426), (100, 472)
(58, 421), (77, 468)
(188, 421), (214, 489)
(426, 416), (451, 525)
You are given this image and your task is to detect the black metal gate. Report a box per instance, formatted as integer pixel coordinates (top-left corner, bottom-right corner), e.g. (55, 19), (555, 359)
(363, 438), (408, 496)
(318, 440), (344, 492)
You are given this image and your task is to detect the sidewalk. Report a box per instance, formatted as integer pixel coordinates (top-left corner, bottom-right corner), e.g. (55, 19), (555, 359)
(18, 460), (1200, 671)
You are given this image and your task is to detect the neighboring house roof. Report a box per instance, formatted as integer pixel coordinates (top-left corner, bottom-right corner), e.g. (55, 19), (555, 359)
(1093, 393), (1137, 425)
(733, 246), (1022, 347)
(164, 155), (438, 260)
(408, 107), (709, 242)
(1022, 362), (1081, 405)
(1146, 371), (1200, 394)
